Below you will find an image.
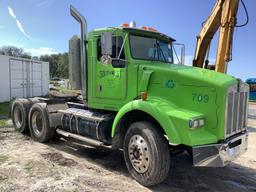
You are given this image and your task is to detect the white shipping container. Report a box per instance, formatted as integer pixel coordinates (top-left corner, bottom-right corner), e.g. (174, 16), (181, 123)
(0, 55), (49, 102)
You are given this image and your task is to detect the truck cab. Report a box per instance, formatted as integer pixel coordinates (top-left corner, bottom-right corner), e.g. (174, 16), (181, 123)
(87, 26), (176, 110)
(10, 6), (249, 187)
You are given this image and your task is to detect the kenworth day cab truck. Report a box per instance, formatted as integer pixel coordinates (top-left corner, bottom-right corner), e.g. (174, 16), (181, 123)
(11, 5), (249, 186)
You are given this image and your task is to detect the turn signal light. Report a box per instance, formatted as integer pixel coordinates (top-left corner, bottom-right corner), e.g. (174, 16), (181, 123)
(141, 92), (148, 101)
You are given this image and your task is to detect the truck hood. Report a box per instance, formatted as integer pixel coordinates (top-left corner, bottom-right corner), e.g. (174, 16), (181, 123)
(137, 62), (237, 137)
(139, 62), (236, 88)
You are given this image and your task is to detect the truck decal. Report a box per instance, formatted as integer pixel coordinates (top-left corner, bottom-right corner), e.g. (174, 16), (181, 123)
(192, 93), (209, 103)
(165, 80), (175, 89)
(99, 70), (121, 78)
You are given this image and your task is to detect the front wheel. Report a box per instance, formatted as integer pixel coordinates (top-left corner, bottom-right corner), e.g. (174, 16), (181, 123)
(123, 121), (170, 186)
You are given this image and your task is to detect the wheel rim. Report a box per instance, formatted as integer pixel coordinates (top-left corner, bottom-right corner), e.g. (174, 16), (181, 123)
(128, 134), (150, 173)
(13, 106), (23, 129)
(31, 111), (43, 136)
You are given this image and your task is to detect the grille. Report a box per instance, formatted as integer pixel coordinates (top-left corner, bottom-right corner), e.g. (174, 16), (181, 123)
(225, 83), (249, 138)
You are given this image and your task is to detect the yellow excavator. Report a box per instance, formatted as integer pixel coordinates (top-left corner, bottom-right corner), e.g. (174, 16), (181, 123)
(193, 0), (248, 73)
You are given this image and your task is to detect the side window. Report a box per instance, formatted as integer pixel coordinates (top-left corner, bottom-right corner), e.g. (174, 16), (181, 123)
(97, 36), (125, 60)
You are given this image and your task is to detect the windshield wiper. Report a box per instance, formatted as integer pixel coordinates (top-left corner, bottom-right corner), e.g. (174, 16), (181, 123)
(150, 43), (157, 62)
(156, 42), (167, 63)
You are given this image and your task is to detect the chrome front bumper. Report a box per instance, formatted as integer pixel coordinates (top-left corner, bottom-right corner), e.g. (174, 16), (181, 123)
(193, 131), (248, 167)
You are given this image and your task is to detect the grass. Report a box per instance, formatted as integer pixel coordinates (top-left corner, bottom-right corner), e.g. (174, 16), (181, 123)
(0, 102), (10, 118)
(0, 102), (10, 127)
(0, 120), (7, 127)
(24, 161), (34, 171)
(0, 155), (8, 164)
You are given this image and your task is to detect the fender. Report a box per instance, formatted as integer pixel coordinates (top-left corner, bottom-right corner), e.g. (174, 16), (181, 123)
(111, 97), (182, 145)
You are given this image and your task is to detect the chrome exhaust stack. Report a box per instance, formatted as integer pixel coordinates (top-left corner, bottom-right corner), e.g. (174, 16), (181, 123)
(70, 5), (87, 100)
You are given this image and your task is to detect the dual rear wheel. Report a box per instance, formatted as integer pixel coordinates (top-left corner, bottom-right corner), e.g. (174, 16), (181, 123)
(11, 99), (31, 133)
(11, 100), (55, 142)
(28, 103), (55, 142)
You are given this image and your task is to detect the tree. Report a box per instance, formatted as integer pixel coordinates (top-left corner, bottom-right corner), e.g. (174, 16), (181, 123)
(56, 53), (69, 78)
(40, 53), (69, 79)
(32, 56), (40, 61)
(0, 46), (31, 59)
(40, 54), (59, 78)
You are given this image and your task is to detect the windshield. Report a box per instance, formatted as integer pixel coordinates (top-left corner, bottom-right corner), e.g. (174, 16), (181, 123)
(130, 35), (174, 63)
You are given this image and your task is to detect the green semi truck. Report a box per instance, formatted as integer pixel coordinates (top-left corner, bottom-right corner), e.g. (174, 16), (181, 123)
(11, 6), (249, 186)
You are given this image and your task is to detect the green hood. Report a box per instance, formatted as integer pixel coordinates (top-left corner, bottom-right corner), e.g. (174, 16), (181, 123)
(137, 62), (236, 139)
(139, 62), (236, 88)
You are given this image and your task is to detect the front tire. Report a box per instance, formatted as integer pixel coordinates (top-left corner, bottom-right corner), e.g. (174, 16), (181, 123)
(28, 103), (55, 143)
(123, 121), (170, 186)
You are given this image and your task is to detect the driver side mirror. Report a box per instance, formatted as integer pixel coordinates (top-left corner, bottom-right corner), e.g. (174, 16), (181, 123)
(101, 32), (112, 56)
(101, 33), (126, 68)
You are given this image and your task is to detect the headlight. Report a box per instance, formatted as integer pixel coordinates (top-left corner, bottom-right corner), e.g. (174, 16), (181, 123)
(189, 117), (205, 129)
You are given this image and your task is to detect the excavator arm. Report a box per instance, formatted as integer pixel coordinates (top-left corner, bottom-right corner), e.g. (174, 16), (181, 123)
(193, 0), (239, 73)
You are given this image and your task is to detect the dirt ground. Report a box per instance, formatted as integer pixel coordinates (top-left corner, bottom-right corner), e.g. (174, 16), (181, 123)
(0, 120), (255, 192)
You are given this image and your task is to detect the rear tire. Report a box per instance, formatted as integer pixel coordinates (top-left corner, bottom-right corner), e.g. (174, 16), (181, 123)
(123, 121), (170, 186)
(11, 99), (31, 133)
(28, 103), (55, 143)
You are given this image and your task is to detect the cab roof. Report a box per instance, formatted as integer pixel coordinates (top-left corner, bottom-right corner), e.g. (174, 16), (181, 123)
(92, 26), (176, 42)
(122, 27), (176, 42)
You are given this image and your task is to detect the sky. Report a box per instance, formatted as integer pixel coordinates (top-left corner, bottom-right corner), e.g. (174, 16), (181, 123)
(0, 0), (255, 80)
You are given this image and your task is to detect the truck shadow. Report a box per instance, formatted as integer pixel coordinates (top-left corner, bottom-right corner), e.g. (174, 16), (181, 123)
(49, 139), (256, 192)
(149, 156), (256, 192)
(50, 139), (129, 174)
(248, 126), (256, 133)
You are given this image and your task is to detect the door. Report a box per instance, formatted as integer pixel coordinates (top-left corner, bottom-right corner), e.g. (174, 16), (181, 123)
(10, 59), (28, 99)
(10, 59), (43, 99)
(30, 61), (43, 97)
(94, 36), (127, 100)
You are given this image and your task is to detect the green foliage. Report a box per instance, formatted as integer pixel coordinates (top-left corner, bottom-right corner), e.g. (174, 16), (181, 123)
(0, 46), (31, 59)
(0, 102), (9, 127)
(0, 120), (7, 127)
(0, 102), (10, 118)
(40, 53), (69, 78)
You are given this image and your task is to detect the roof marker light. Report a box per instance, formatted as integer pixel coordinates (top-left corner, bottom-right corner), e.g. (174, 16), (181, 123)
(148, 27), (157, 32)
(140, 26), (158, 32)
(122, 23), (130, 27)
(140, 26), (148, 30)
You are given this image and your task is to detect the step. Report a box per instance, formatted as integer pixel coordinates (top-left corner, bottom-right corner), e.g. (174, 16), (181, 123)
(56, 128), (104, 147)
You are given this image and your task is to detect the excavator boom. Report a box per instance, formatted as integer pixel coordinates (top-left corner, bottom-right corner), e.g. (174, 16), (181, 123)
(193, 0), (240, 73)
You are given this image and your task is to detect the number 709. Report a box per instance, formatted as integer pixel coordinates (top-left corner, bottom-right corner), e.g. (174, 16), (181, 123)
(192, 93), (209, 103)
